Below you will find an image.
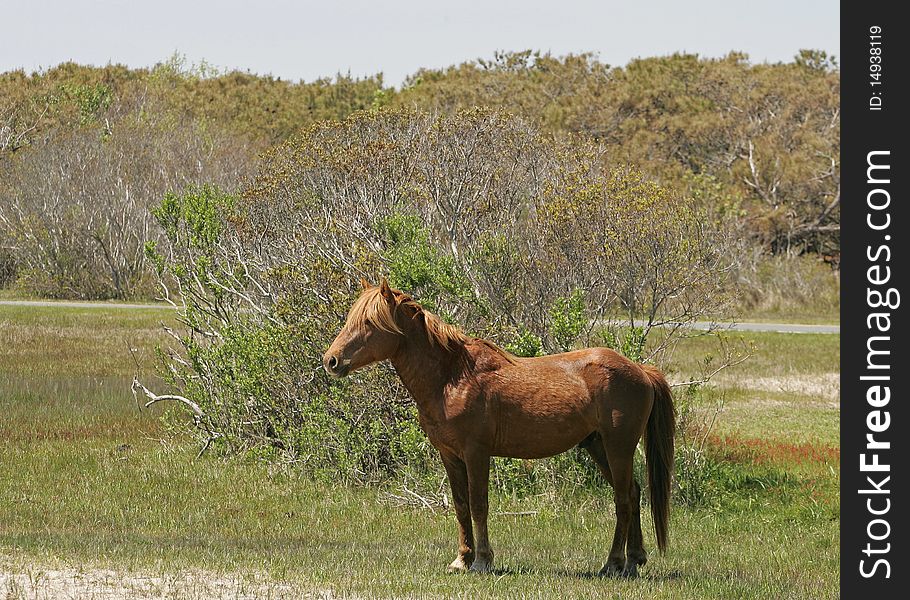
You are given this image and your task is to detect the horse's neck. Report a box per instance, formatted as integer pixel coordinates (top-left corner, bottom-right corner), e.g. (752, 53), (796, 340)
(390, 329), (465, 413)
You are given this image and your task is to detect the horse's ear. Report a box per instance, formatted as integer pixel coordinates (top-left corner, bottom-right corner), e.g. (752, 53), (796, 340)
(359, 277), (372, 290)
(379, 277), (394, 300)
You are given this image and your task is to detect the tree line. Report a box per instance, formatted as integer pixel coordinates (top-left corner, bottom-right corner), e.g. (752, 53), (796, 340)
(0, 50), (839, 300)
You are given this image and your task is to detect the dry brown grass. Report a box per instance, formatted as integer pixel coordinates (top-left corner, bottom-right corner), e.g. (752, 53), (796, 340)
(715, 372), (839, 405)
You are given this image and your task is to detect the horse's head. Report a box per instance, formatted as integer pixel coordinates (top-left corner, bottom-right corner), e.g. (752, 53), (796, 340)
(323, 278), (404, 378)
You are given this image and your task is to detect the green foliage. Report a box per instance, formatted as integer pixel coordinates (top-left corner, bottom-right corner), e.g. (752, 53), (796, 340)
(58, 82), (113, 124)
(379, 213), (474, 315)
(679, 170), (744, 226)
(794, 49), (838, 72)
(148, 186), (439, 484)
(152, 184), (234, 254)
(620, 327), (646, 362)
(597, 326), (646, 362)
(547, 289), (586, 352)
(505, 327), (544, 358)
(154, 51), (223, 80)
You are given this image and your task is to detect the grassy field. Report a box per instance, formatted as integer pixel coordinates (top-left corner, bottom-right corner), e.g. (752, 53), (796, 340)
(0, 304), (839, 599)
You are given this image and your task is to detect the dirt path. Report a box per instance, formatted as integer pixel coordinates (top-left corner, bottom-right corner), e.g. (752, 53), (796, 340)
(0, 300), (840, 334)
(0, 300), (170, 310)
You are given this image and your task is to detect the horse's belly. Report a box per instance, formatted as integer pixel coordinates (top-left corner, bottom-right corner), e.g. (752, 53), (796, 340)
(487, 377), (596, 458)
(492, 411), (593, 459)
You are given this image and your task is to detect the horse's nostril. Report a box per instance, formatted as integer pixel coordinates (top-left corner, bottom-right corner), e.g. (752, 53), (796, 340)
(327, 356), (338, 370)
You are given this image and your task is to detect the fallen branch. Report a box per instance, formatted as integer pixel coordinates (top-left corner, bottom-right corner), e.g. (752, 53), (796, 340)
(402, 486), (436, 512)
(130, 377), (220, 458)
(381, 486), (448, 512)
(131, 377), (204, 418)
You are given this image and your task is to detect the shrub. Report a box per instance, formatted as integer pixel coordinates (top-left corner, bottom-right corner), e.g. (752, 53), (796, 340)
(734, 251), (840, 317)
(0, 246), (16, 288)
(146, 108), (740, 492)
(0, 111), (251, 299)
(2, 52), (839, 299)
(398, 51), (840, 256)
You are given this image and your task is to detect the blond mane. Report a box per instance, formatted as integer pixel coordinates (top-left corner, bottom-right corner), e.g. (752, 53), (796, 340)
(344, 287), (467, 352)
(345, 287), (406, 335)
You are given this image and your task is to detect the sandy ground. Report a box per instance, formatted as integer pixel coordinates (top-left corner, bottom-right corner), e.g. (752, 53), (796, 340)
(715, 372), (840, 405)
(0, 563), (335, 600)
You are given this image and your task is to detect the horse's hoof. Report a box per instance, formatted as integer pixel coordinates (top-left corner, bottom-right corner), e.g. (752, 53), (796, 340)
(469, 558), (493, 574)
(621, 563), (639, 579)
(447, 556), (470, 573)
(598, 562), (624, 578)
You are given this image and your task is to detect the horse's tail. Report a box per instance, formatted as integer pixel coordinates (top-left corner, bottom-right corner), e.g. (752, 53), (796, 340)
(641, 364), (676, 554)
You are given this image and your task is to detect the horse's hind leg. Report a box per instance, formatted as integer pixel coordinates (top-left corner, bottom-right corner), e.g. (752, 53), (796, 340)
(582, 433), (644, 578)
(625, 479), (647, 574)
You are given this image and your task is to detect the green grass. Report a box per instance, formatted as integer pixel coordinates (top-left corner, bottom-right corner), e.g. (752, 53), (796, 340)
(0, 305), (173, 443)
(660, 330), (839, 446)
(0, 305), (840, 598)
(0, 439), (838, 599)
(0, 304), (172, 376)
(662, 330), (839, 378)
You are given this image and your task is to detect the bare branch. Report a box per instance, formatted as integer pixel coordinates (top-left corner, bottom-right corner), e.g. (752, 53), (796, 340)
(131, 377), (205, 418)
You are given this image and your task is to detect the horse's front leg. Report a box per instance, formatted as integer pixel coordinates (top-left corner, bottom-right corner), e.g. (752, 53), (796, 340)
(440, 452), (474, 572)
(464, 450), (494, 573)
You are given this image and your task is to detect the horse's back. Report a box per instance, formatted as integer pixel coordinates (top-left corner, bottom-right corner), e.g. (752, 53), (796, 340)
(470, 345), (653, 458)
(515, 346), (651, 391)
(481, 345), (651, 402)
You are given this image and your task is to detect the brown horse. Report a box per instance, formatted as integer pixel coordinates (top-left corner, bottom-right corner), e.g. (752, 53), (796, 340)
(323, 279), (675, 577)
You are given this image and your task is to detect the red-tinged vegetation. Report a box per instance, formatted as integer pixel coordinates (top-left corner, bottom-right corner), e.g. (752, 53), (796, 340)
(706, 433), (840, 466)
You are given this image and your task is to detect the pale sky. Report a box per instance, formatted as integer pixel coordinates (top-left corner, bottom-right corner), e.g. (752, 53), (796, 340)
(2, 0), (839, 87)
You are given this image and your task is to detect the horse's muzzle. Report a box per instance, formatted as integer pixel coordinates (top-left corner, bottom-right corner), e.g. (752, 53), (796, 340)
(323, 353), (349, 378)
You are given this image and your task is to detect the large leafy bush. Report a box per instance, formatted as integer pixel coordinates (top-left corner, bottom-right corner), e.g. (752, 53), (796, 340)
(148, 107), (737, 490)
